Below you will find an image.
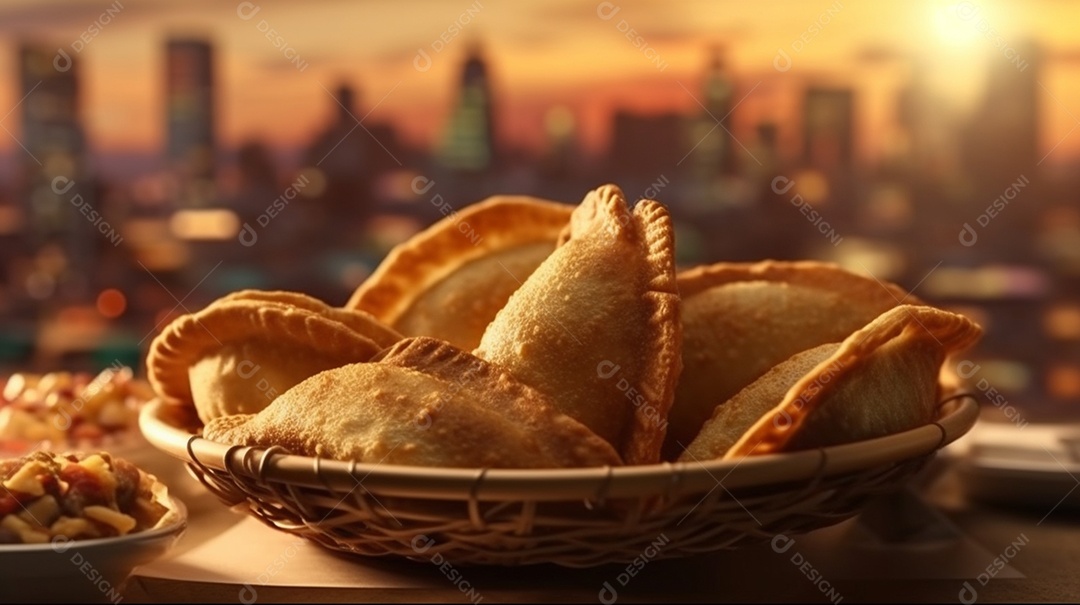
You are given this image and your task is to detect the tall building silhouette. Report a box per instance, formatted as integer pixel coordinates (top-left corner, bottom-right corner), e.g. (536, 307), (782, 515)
(609, 111), (685, 176)
(958, 40), (1043, 264)
(231, 139), (280, 224)
(896, 58), (962, 179)
(802, 87), (855, 171)
(303, 83), (369, 222)
(16, 42), (97, 296)
(438, 43), (497, 172)
(687, 46), (737, 179)
(539, 105), (578, 179)
(963, 40), (1041, 180)
(165, 37), (215, 207)
(18, 44), (86, 230)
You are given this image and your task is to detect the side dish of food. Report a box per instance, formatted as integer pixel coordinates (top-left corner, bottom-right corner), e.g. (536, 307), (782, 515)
(0, 450), (172, 545)
(1, 368), (153, 453)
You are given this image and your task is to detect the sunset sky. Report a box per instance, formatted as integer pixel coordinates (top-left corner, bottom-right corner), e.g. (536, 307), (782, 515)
(1, 0), (1079, 166)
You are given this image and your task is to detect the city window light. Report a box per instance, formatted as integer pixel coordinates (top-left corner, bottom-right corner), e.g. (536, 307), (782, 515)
(828, 239), (906, 282)
(0, 205), (25, 235)
(976, 359), (1032, 393)
(95, 288), (127, 319)
(923, 266), (1050, 300)
(1044, 305), (1080, 340)
(168, 208), (241, 240)
(1047, 365), (1080, 400)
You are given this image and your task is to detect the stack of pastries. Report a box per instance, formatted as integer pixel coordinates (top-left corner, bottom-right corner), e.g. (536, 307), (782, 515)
(146, 185), (982, 468)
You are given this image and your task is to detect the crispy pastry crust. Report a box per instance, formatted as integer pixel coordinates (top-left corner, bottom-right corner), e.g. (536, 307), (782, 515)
(679, 343), (839, 462)
(389, 242), (558, 350)
(666, 260), (922, 455)
(475, 185), (681, 465)
(346, 196), (573, 324)
(147, 293), (398, 421)
(722, 304), (982, 458)
(205, 339), (623, 468)
(677, 260), (920, 303)
(215, 290), (401, 347)
(375, 336), (623, 466)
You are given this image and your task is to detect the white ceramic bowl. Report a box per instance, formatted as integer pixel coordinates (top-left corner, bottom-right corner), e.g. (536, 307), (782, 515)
(0, 495), (187, 603)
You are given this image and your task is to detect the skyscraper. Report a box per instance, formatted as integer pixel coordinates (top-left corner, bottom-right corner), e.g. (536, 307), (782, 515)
(165, 37), (215, 207)
(303, 83), (369, 222)
(438, 43), (497, 173)
(958, 39), (1043, 263)
(16, 42), (96, 297)
(18, 43), (86, 233)
(540, 105), (578, 179)
(896, 58), (963, 178)
(687, 46), (737, 179)
(609, 111), (685, 176)
(802, 87), (855, 171)
(964, 39), (1041, 180)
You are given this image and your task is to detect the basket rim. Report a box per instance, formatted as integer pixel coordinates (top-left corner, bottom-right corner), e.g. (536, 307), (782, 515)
(139, 395), (978, 502)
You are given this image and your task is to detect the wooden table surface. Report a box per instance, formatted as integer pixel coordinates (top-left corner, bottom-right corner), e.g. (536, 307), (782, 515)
(116, 460), (1080, 603)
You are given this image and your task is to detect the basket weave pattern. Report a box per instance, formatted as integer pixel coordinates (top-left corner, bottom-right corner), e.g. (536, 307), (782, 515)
(142, 395), (977, 567)
(188, 451), (927, 566)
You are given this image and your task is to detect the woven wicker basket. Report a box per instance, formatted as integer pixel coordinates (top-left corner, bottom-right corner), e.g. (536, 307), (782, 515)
(139, 394), (977, 567)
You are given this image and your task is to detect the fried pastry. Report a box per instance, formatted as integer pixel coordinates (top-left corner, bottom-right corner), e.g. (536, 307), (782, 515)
(679, 343), (839, 462)
(204, 340), (622, 468)
(706, 305), (982, 460)
(148, 291), (400, 423)
(347, 196), (573, 350)
(666, 261), (917, 454)
(474, 184), (681, 465)
(216, 289), (402, 346)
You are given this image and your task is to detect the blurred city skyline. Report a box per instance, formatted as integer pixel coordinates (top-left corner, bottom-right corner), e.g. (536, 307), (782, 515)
(1, 0), (1080, 174)
(1, 0), (1079, 418)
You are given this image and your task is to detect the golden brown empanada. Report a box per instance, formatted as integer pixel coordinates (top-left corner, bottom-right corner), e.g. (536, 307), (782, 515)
(216, 289), (402, 345)
(711, 304), (981, 459)
(666, 261), (916, 454)
(204, 339), (622, 468)
(347, 196), (573, 350)
(679, 343), (839, 462)
(474, 184), (681, 465)
(148, 291), (400, 423)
